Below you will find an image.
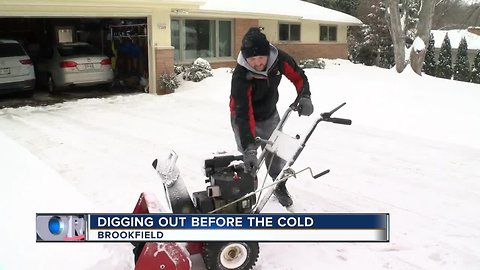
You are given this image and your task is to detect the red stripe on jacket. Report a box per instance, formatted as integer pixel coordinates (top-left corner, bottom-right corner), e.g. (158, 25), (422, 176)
(229, 86), (256, 141)
(229, 96), (235, 116)
(282, 62), (304, 94)
(247, 85), (256, 138)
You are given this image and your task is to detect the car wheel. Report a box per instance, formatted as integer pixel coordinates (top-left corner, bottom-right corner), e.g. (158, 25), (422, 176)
(47, 75), (58, 94)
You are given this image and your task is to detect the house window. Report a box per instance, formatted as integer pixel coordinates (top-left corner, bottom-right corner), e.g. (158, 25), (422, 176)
(218, 21), (232, 57)
(171, 20), (180, 60)
(279, 23), (301, 41)
(171, 19), (233, 62)
(320, 25), (337, 41)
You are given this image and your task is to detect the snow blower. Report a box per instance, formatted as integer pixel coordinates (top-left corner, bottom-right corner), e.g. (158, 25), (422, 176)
(132, 102), (351, 270)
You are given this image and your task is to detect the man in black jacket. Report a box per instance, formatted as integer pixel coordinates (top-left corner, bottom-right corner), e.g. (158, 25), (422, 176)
(230, 27), (314, 207)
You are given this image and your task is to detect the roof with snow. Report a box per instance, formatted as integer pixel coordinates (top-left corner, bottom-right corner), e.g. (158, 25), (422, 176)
(431, 29), (480, 50)
(199, 0), (362, 25)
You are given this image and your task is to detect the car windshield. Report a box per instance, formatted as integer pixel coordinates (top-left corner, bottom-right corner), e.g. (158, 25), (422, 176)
(0, 43), (26, 57)
(57, 44), (101, 57)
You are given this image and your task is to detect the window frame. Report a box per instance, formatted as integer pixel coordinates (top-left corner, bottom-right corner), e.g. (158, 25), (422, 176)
(320, 25), (337, 42)
(278, 22), (301, 42)
(171, 18), (233, 63)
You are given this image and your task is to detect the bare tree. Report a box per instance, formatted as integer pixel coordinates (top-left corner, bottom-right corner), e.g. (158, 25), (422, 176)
(387, 0), (436, 74)
(410, 0), (435, 74)
(388, 0), (406, 72)
(433, 0), (472, 29)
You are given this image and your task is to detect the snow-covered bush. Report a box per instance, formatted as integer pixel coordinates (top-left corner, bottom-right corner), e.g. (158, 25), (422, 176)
(182, 58), (213, 82)
(471, 51), (480, 84)
(423, 33), (436, 76)
(453, 37), (470, 82)
(159, 73), (180, 93)
(174, 65), (186, 75)
(436, 34), (453, 79)
(299, 58), (326, 69)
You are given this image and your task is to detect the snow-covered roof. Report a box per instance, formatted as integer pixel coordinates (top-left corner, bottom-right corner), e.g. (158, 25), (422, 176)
(431, 29), (480, 50)
(199, 0), (362, 25)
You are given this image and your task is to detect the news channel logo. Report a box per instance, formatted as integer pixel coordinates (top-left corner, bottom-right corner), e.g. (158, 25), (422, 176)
(36, 214), (87, 242)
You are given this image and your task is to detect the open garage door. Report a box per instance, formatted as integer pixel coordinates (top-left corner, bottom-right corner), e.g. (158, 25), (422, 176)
(0, 17), (150, 101)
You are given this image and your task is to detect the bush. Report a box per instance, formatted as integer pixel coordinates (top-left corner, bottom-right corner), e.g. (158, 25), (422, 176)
(471, 51), (480, 84)
(436, 33), (453, 79)
(174, 65), (186, 75)
(453, 37), (470, 82)
(182, 58), (213, 82)
(159, 73), (180, 93)
(423, 33), (436, 76)
(299, 58), (326, 69)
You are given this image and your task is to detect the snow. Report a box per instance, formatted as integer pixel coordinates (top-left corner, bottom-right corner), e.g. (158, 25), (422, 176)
(1, 59), (480, 270)
(431, 29), (480, 50)
(200, 0), (362, 25)
(0, 131), (131, 270)
(404, 37), (427, 63)
(412, 36), (426, 53)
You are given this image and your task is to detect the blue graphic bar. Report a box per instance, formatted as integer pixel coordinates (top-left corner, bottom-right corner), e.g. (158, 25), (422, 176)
(89, 213), (388, 230)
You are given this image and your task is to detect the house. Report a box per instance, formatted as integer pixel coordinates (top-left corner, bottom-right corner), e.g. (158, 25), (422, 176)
(431, 28), (480, 64)
(0, 0), (362, 95)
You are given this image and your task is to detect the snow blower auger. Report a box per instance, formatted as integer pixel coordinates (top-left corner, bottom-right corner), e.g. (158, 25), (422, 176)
(132, 102), (351, 270)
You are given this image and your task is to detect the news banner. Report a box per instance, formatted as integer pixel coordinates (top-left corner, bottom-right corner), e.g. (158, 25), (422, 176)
(36, 213), (389, 242)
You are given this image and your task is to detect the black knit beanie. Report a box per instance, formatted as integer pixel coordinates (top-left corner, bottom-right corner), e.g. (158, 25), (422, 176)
(241, 27), (270, 58)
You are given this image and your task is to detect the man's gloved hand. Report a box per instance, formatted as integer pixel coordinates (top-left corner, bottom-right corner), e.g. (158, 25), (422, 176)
(243, 146), (258, 176)
(298, 97), (314, 116)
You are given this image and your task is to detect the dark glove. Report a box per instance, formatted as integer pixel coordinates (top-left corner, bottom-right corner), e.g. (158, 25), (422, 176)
(243, 146), (258, 176)
(297, 97), (314, 116)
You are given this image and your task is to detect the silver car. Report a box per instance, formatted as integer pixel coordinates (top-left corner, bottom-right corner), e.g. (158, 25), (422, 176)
(37, 42), (114, 93)
(0, 39), (35, 97)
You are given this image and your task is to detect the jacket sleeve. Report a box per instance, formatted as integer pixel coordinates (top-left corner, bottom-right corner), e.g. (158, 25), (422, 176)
(230, 66), (256, 151)
(278, 50), (311, 98)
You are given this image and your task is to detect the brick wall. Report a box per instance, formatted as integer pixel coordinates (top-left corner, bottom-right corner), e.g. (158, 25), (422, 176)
(209, 42), (348, 69)
(208, 43), (349, 70)
(155, 47), (174, 95)
(467, 27), (480, 36)
(210, 61), (237, 69)
(274, 43), (348, 61)
(234, 18), (259, 56)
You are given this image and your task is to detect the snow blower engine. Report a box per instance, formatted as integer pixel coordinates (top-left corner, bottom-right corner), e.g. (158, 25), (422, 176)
(193, 152), (257, 214)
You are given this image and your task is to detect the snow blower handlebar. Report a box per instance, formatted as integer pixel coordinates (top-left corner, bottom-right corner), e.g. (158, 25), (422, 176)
(252, 102), (351, 214)
(319, 102), (351, 125)
(327, 117), (352, 125)
(301, 102), (351, 146)
(289, 102), (351, 162)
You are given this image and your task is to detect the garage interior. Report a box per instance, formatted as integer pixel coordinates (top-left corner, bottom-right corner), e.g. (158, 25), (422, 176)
(0, 17), (150, 95)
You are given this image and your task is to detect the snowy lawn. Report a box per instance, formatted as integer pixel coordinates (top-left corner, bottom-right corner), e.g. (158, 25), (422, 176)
(1, 59), (479, 270)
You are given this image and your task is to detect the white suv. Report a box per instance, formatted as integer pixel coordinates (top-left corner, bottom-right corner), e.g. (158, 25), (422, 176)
(0, 39), (35, 97)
